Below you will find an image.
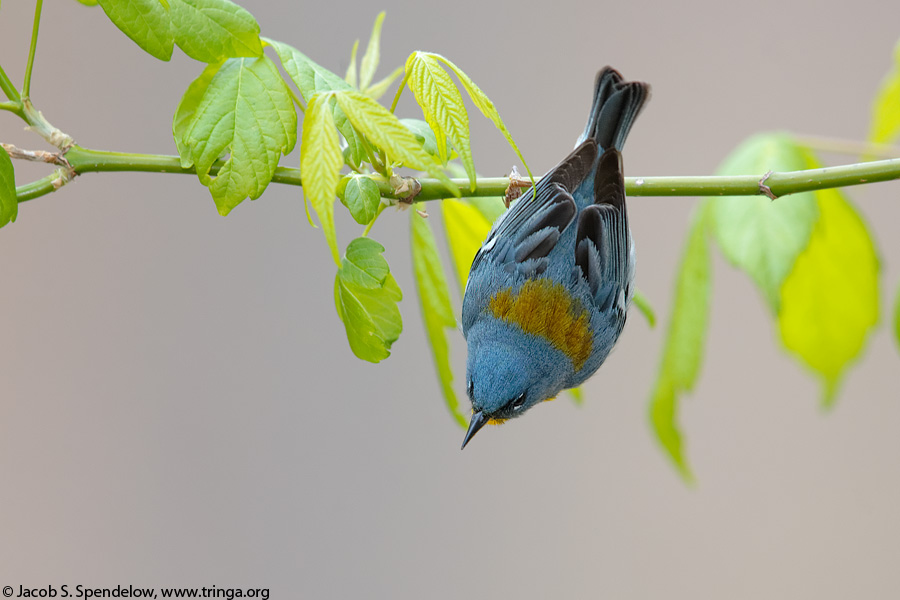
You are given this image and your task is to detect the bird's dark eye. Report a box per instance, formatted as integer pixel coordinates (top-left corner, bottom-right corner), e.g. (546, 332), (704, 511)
(511, 393), (527, 410)
(467, 379), (474, 398)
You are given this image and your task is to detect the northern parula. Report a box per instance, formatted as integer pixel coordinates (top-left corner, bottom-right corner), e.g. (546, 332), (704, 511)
(460, 67), (650, 449)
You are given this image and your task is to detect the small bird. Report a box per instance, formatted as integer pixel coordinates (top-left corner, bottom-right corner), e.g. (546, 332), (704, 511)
(460, 67), (649, 449)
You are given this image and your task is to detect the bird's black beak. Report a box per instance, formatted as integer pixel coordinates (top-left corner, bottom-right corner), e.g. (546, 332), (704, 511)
(461, 411), (488, 450)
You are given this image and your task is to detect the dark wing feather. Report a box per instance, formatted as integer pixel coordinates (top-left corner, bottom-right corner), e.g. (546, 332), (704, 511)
(469, 141), (596, 277)
(575, 148), (630, 312)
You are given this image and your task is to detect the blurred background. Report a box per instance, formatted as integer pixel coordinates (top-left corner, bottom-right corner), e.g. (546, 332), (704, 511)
(2, 1), (899, 597)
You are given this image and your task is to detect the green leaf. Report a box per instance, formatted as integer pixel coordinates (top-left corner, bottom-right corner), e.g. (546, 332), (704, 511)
(98, 0), (174, 61)
(301, 93), (343, 262)
(365, 66), (405, 101)
(265, 38), (352, 102)
(334, 237), (403, 363)
(173, 61), (221, 168)
(0, 145), (17, 228)
(431, 53), (534, 184)
(410, 210), (468, 427)
(359, 11), (385, 91)
(711, 133), (819, 310)
(333, 90), (459, 196)
(75, 0), (100, 5)
(263, 38), (366, 167)
(441, 198), (494, 293)
(266, 39), (363, 166)
(345, 39), (359, 88)
(180, 56), (297, 216)
(168, 0), (262, 63)
(333, 104), (366, 169)
(337, 174), (381, 225)
(400, 118), (449, 159)
(777, 188), (879, 406)
(649, 202), (712, 482)
(631, 289), (656, 328)
(868, 41), (900, 145)
(405, 52), (474, 188)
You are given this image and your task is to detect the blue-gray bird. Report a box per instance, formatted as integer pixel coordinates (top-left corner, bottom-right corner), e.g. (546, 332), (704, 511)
(460, 67), (649, 449)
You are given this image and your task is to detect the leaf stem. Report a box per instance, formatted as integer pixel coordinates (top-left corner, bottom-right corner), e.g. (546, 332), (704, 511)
(389, 68), (409, 114)
(23, 0), (44, 98)
(361, 202), (387, 237)
(0, 64), (22, 102)
(15, 146), (900, 205)
(287, 85), (305, 114)
(357, 135), (387, 177)
(0, 101), (23, 114)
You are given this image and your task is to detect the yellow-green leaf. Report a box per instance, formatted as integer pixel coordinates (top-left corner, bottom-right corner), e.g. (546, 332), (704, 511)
(405, 52), (475, 188)
(649, 202), (712, 482)
(411, 210), (468, 427)
(894, 284), (900, 352)
(431, 53), (534, 184)
(334, 237), (402, 363)
(333, 90), (459, 196)
(631, 289), (656, 328)
(778, 189), (879, 407)
(566, 387), (584, 405)
(359, 12), (385, 90)
(98, 0), (174, 61)
(711, 133), (819, 310)
(441, 198), (494, 294)
(301, 93), (343, 263)
(465, 196), (506, 223)
(868, 40), (900, 145)
(365, 66), (405, 101)
(0, 145), (17, 228)
(345, 39), (359, 87)
(168, 0), (262, 63)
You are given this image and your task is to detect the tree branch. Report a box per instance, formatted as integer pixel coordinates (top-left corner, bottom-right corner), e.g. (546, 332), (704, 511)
(14, 145), (899, 205)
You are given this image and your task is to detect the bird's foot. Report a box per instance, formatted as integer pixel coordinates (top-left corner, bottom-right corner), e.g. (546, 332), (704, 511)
(504, 166), (533, 208)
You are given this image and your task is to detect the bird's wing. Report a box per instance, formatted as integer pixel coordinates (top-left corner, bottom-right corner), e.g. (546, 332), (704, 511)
(574, 148), (632, 316)
(468, 141), (597, 280)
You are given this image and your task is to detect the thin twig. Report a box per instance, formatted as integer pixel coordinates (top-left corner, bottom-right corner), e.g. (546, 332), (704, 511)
(1, 143), (70, 166)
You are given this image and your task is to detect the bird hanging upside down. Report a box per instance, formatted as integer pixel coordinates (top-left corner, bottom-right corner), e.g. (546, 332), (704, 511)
(460, 67), (650, 449)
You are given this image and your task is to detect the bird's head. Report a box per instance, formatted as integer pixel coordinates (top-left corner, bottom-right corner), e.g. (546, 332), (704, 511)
(462, 320), (566, 449)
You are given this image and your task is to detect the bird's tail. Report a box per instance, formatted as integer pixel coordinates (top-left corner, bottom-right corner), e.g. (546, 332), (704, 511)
(578, 67), (650, 152)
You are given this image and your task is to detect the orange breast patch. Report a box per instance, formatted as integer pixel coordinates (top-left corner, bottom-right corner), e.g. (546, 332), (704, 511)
(488, 279), (593, 371)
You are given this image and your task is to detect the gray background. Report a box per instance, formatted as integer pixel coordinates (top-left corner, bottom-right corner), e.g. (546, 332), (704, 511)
(2, 0), (900, 597)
